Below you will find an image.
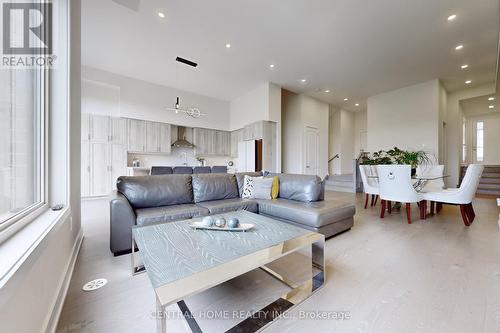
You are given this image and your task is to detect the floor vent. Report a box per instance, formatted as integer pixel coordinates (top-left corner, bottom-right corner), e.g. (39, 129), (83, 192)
(82, 278), (108, 292)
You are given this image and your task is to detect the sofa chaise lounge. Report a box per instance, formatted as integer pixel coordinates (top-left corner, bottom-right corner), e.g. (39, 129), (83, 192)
(110, 172), (355, 255)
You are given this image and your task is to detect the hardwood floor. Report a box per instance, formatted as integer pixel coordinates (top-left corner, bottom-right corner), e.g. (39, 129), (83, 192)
(57, 193), (500, 333)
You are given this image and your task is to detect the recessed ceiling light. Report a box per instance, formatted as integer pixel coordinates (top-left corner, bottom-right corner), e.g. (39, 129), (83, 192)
(300, 79), (307, 83)
(324, 89), (330, 93)
(269, 64), (275, 68)
(447, 14), (457, 21)
(488, 97), (495, 101)
(157, 11), (166, 18)
(489, 105), (495, 109)
(465, 80), (472, 84)
(225, 43), (231, 48)
(344, 98), (349, 101)
(355, 103), (360, 106)
(455, 44), (464, 50)
(461, 64), (469, 69)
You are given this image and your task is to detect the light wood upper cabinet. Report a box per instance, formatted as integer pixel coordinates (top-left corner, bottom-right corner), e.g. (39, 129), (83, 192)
(145, 121), (159, 153)
(110, 117), (127, 144)
(144, 121), (171, 153)
(127, 119), (146, 152)
(194, 128), (230, 156)
(158, 123), (172, 154)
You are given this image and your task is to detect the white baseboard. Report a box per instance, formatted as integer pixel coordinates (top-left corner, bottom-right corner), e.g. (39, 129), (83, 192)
(44, 229), (84, 333)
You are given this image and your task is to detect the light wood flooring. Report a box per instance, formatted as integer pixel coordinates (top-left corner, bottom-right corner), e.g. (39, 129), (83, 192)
(57, 192), (500, 333)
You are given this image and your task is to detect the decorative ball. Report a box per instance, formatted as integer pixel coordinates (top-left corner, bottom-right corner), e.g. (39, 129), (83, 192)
(227, 217), (240, 228)
(215, 217), (226, 228)
(202, 216), (215, 227)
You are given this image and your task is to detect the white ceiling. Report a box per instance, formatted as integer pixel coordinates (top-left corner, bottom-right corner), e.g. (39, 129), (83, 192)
(82, 0), (499, 111)
(461, 92), (500, 117)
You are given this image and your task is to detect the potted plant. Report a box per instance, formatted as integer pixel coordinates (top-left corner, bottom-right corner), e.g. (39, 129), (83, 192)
(386, 147), (431, 175)
(361, 147), (431, 176)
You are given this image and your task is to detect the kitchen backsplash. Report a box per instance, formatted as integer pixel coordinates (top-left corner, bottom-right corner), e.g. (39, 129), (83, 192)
(127, 147), (234, 168)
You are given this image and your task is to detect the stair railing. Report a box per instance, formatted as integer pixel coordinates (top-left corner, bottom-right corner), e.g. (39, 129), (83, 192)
(353, 150), (370, 193)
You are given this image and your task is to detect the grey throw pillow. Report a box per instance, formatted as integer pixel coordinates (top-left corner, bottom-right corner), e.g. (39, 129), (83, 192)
(251, 177), (273, 200)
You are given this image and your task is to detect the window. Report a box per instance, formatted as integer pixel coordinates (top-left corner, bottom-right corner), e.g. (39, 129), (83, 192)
(0, 67), (46, 231)
(476, 121), (484, 162)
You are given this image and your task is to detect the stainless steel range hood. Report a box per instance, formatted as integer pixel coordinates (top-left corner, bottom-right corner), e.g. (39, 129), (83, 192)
(171, 126), (194, 148)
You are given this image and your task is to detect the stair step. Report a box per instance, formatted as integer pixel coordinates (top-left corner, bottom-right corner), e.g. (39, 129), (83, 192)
(479, 177), (500, 184)
(326, 181), (353, 188)
(477, 183), (500, 190)
(476, 189), (500, 196)
(483, 166), (500, 173)
(482, 172), (500, 178)
(325, 184), (355, 193)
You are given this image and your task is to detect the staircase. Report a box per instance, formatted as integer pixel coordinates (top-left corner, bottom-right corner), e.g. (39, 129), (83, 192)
(461, 165), (500, 197)
(325, 174), (355, 193)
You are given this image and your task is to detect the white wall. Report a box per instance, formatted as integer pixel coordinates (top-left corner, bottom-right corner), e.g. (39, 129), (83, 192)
(438, 82), (448, 165)
(367, 79), (440, 158)
(339, 110), (355, 174)
(329, 106), (341, 174)
(446, 83), (495, 187)
(282, 91), (303, 174)
(354, 110), (368, 156)
(82, 66), (231, 130)
(328, 107), (363, 175)
(230, 82), (282, 172)
(282, 91), (329, 177)
(229, 83), (270, 130)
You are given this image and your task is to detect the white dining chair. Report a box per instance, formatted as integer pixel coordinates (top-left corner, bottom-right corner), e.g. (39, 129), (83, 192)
(377, 165), (425, 224)
(422, 164), (484, 226)
(359, 165), (379, 209)
(416, 165), (444, 214)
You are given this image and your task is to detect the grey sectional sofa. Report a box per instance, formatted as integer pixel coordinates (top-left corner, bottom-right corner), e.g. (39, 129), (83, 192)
(110, 172), (355, 255)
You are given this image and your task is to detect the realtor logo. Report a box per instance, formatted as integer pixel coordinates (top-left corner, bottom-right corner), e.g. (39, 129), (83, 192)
(1, 1), (55, 68)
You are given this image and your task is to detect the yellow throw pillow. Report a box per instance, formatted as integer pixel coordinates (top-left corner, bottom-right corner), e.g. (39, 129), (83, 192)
(271, 176), (279, 199)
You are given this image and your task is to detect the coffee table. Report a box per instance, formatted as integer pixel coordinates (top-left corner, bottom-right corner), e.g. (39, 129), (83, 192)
(131, 210), (325, 333)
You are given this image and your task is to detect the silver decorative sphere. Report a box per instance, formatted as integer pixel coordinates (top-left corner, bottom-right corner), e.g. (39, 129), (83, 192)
(227, 217), (240, 228)
(202, 216), (215, 227)
(215, 217), (226, 228)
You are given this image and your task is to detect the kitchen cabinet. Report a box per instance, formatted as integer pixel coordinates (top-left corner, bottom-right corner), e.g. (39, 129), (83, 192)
(232, 120), (277, 172)
(230, 129), (244, 157)
(110, 143), (127, 190)
(111, 117), (127, 144)
(131, 119), (171, 154)
(193, 128), (230, 156)
(81, 141), (90, 197)
(243, 121), (264, 141)
(216, 131), (230, 156)
(81, 114), (129, 197)
(145, 121), (159, 153)
(158, 123), (172, 153)
(91, 115), (110, 143)
(128, 118), (146, 152)
(91, 142), (110, 196)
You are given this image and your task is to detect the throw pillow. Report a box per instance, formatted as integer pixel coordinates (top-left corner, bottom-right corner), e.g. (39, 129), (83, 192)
(270, 176), (279, 199)
(241, 175), (262, 199)
(251, 177), (273, 200)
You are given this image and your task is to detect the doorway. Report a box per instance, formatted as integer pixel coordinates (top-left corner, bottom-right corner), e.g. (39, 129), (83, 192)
(304, 126), (319, 175)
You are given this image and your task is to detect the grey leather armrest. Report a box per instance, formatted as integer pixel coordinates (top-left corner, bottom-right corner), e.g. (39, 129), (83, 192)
(110, 191), (137, 255)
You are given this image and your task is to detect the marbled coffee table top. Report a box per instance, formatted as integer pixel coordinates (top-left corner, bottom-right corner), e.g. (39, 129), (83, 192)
(132, 210), (312, 289)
